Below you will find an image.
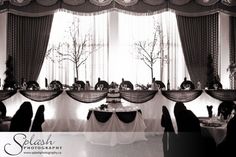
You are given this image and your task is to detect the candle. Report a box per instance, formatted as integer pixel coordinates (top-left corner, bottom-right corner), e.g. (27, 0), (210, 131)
(45, 78), (48, 88)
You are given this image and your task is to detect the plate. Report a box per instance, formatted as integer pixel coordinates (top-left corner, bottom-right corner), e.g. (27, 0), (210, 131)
(202, 122), (222, 127)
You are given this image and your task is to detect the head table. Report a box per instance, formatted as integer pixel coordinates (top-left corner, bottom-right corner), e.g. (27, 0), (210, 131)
(1, 89), (234, 140)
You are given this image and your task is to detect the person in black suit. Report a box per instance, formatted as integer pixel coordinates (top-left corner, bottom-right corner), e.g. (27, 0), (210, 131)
(31, 105), (45, 132)
(217, 101), (235, 120)
(9, 101), (33, 131)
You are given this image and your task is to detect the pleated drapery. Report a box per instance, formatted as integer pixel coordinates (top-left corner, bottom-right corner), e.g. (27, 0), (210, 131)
(7, 13), (53, 84)
(0, 0), (236, 16)
(229, 16), (236, 89)
(176, 13), (219, 87)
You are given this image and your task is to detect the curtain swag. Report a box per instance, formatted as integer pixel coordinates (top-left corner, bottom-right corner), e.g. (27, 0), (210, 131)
(0, 0), (236, 16)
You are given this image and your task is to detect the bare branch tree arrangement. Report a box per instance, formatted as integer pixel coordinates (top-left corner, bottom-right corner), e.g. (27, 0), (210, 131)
(134, 18), (169, 82)
(46, 17), (101, 79)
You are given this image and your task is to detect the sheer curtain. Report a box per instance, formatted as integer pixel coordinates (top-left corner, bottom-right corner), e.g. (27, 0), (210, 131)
(38, 11), (108, 88)
(116, 11), (187, 89)
(38, 11), (187, 89)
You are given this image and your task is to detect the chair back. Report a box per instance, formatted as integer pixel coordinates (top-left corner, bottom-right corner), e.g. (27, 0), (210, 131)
(31, 105), (45, 132)
(9, 101), (33, 131)
(26, 81), (40, 90)
(120, 80), (134, 90)
(49, 80), (63, 90)
(73, 80), (85, 90)
(155, 80), (166, 89)
(161, 106), (176, 157)
(180, 77), (195, 90)
(0, 101), (6, 118)
(95, 80), (109, 90)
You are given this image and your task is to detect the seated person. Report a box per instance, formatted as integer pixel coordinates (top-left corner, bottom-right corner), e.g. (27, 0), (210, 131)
(180, 77), (195, 90)
(95, 77), (109, 90)
(217, 101), (235, 120)
(120, 78), (133, 90)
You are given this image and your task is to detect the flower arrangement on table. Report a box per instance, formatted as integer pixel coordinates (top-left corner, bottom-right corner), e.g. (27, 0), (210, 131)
(99, 104), (108, 110)
(135, 84), (151, 90)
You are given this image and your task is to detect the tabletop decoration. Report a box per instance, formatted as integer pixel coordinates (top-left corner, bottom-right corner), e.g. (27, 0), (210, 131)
(66, 90), (108, 103)
(162, 90), (202, 102)
(99, 104), (108, 110)
(0, 90), (17, 101)
(205, 89), (236, 101)
(20, 90), (63, 102)
(120, 90), (157, 103)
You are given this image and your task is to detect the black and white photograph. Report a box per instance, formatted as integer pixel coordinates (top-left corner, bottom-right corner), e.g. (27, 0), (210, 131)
(0, 0), (236, 157)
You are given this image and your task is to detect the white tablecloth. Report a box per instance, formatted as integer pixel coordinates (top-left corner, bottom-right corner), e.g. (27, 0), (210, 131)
(84, 110), (147, 146)
(201, 123), (227, 144)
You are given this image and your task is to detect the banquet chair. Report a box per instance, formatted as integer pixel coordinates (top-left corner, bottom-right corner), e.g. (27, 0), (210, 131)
(95, 78), (109, 90)
(161, 106), (176, 157)
(73, 80), (85, 90)
(155, 80), (166, 89)
(0, 101), (7, 119)
(26, 81), (40, 90)
(9, 101), (33, 131)
(174, 102), (216, 157)
(120, 78), (134, 90)
(180, 77), (195, 89)
(216, 115), (236, 157)
(31, 105), (45, 132)
(0, 101), (12, 122)
(49, 80), (63, 90)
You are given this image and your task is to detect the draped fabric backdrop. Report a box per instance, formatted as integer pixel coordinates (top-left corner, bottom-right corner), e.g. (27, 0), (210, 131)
(230, 16), (236, 89)
(7, 13), (53, 84)
(176, 13), (219, 87)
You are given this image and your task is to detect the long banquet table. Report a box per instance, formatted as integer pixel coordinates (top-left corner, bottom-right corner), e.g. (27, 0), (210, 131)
(1, 89), (235, 132)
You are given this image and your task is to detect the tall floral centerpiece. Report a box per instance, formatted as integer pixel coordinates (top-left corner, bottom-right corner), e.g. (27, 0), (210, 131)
(3, 55), (17, 90)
